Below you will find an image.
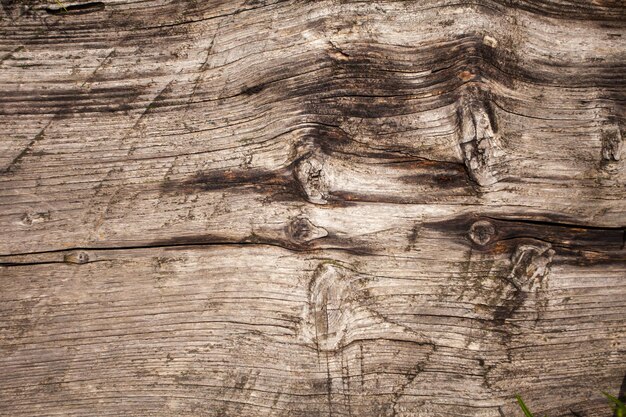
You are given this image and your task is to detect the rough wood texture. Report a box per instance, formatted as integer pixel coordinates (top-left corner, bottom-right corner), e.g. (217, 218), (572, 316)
(1, 1), (625, 416)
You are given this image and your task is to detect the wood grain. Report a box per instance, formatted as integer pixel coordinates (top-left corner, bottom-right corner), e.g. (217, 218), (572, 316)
(0, 1), (625, 416)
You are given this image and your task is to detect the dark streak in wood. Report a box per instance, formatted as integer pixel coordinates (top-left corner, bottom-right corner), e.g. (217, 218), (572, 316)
(45, 2), (105, 15)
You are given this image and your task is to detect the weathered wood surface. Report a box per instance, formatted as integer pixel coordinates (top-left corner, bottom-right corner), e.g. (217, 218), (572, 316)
(0, 1), (625, 416)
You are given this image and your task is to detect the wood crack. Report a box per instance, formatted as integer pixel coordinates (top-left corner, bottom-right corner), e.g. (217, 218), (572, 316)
(0, 238), (373, 264)
(482, 216), (626, 231)
(45, 2), (105, 15)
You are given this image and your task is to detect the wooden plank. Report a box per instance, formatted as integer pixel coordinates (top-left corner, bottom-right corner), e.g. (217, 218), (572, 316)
(0, 0), (625, 416)
(1, 244), (624, 416)
(1, 1), (625, 254)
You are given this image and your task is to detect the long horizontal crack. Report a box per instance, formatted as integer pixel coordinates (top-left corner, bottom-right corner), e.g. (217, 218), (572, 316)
(483, 215), (626, 232)
(0, 239), (376, 266)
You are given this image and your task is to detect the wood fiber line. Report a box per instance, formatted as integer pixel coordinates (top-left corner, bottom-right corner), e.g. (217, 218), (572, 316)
(0, 0), (625, 416)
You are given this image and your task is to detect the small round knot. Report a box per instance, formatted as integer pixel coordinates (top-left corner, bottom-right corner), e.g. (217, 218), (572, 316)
(20, 210), (51, 226)
(64, 251), (90, 264)
(468, 220), (495, 246)
(287, 217), (328, 244)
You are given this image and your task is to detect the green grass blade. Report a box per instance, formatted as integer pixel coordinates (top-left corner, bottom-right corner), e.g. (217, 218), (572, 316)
(54, 0), (68, 13)
(603, 392), (625, 407)
(515, 395), (535, 417)
(603, 392), (626, 417)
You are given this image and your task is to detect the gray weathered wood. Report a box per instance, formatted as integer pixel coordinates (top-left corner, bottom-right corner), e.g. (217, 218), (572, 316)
(1, 1), (625, 416)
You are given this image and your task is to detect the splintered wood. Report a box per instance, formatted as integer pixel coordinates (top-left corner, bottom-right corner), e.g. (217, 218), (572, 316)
(0, 1), (624, 416)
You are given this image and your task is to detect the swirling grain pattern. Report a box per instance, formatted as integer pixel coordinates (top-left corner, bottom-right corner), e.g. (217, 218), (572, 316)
(0, 1), (624, 416)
